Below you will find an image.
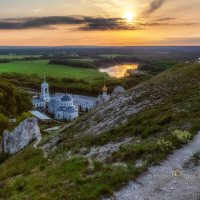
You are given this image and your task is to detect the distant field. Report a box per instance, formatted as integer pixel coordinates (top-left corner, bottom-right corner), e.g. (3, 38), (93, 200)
(0, 54), (41, 59)
(99, 54), (133, 58)
(0, 60), (110, 82)
(67, 58), (95, 62)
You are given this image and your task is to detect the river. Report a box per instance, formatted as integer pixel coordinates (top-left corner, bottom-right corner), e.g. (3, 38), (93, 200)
(99, 64), (138, 78)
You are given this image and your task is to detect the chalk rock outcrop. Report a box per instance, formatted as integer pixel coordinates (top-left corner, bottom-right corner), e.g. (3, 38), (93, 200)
(3, 117), (41, 154)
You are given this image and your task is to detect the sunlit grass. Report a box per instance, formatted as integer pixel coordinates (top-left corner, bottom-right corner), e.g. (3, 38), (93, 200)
(0, 60), (110, 81)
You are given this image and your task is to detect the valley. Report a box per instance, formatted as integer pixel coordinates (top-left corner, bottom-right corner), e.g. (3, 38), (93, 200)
(0, 0), (200, 198)
(0, 47), (200, 200)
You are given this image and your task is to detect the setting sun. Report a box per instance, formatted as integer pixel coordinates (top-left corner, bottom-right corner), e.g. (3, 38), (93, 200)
(123, 12), (135, 22)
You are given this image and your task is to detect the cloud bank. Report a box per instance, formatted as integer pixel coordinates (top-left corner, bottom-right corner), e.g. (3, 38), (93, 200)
(0, 16), (139, 31)
(145, 0), (165, 15)
(0, 15), (197, 31)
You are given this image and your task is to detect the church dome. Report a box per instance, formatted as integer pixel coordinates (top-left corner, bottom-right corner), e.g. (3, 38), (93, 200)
(61, 94), (73, 102)
(112, 86), (125, 97)
(102, 84), (108, 92)
(65, 106), (78, 113)
(113, 86), (125, 93)
(41, 81), (49, 87)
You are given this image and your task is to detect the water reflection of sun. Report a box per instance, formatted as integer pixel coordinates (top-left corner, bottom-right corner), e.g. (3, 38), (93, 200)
(100, 64), (138, 78)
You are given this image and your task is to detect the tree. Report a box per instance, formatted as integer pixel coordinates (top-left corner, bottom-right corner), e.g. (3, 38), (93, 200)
(0, 78), (32, 117)
(16, 112), (32, 126)
(0, 113), (9, 136)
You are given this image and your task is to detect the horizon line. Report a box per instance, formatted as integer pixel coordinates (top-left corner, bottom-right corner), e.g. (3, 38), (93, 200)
(0, 45), (200, 48)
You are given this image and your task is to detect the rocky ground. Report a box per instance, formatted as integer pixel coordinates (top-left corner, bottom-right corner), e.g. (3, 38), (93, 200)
(105, 131), (200, 200)
(84, 137), (132, 161)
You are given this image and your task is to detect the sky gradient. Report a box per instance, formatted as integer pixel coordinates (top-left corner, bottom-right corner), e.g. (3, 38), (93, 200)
(0, 0), (200, 46)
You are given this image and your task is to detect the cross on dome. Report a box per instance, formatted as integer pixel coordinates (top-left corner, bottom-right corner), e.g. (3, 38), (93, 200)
(102, 82), (108, 92)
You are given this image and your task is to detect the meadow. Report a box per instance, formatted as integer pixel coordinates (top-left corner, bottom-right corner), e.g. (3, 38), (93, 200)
(0, 60), (110, 82)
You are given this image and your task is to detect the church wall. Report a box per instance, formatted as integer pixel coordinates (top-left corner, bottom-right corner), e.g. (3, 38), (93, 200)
(54, 111), (64, 120)
(64, 112), (78, 121)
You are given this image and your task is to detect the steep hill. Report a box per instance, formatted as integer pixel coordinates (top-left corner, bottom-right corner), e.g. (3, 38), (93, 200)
(60, 63), (200, 136)
(1, 63), (200, 200)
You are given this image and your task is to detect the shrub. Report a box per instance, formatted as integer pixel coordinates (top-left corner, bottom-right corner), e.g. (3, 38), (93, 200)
(16, 112), (32, 126)
(157, 115), (172, 125)
(0, 153), (10, 165)
(0, 113), (9, 136)
(156, 139), (174, 153)
(113, 142), (156, 161)
(142, 125), (161, 138)
(172, 130), (191, 143)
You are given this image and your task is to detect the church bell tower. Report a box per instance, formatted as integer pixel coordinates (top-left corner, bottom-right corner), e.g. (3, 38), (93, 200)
(102, 83), (108, 98)
(40, 76), (50, 102)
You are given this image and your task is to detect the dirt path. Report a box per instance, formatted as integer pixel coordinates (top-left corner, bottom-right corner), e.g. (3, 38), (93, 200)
(105, 131), (200, 200)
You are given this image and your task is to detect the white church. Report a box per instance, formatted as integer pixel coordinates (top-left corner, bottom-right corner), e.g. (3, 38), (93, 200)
(32, 78), (124, 121)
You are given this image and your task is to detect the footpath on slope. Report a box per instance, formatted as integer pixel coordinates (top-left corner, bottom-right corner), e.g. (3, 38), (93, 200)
(105, 131), (200, 200)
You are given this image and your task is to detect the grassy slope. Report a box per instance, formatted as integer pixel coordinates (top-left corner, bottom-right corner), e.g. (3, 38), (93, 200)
(0, 60), (109, 81)
(1, 63), (200, 200)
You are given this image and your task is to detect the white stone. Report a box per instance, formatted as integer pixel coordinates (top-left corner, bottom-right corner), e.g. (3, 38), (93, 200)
(3, 117), (41, 154)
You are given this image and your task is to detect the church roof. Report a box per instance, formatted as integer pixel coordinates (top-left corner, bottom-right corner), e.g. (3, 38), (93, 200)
(48, 99), (61, 107)
(61, 94), (73, 102)
(41, 81), (49, 87)
(55, 106), (78, 113)
(32, 98), (45, 104)
(112, 86), (125, 94)
(65, 106), (78, 113)
(55, 106), (64, 112)
(55, 93), (97, 101)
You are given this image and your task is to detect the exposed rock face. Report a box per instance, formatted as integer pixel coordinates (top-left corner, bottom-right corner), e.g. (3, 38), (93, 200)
(3, 117), (41, 154)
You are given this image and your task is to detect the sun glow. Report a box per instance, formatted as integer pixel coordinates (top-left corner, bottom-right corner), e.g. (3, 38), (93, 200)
(123, 12), (135, 22)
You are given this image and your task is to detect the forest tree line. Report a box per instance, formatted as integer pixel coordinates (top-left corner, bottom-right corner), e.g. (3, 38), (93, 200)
(0, 79), (32, 135)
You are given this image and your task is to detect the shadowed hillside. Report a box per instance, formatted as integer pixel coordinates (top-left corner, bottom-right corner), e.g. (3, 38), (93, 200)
(57, 63), (200, 137)
(1, 63), (200, 200)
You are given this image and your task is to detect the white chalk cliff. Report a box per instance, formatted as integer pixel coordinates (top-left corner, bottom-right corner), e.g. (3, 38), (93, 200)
(3, 117), (41, 154)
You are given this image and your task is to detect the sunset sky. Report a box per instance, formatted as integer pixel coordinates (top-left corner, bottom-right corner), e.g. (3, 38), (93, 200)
(0, 0), (200, 46)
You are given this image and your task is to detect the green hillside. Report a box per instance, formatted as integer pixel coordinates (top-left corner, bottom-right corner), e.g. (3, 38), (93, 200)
(1, 63), (200, 200)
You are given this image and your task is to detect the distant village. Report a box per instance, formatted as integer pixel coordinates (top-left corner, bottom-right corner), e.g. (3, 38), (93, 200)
(32, 78), (125, 121)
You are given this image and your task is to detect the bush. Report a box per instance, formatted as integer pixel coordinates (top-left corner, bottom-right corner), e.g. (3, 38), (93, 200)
(16, 112), (32, 126)
(172, 130), (191, 143)
(0, 78), (32, 117)
(0, 114), (9, 136)
(0, 153), (10, 165)
(142, 125), (161, 138)
(113, 142), (155, 161)
(156, 139), (174, 153)
(157, 115), (172, 125)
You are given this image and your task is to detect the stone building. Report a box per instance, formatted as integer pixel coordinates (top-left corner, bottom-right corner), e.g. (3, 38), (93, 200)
(98, 84), (111, 103)
(111, 86), (125, 97)
(32, 78), (124, 121)
(48, 94), (79, 121)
